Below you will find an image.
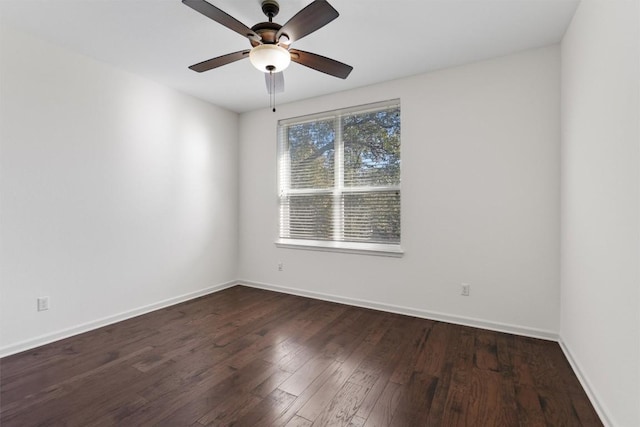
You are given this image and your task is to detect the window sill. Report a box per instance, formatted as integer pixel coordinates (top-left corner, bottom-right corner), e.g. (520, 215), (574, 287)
(275, 239), (404, 257)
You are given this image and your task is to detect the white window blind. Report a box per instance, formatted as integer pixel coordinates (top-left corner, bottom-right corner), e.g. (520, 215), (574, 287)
(277, 99), (401, 255)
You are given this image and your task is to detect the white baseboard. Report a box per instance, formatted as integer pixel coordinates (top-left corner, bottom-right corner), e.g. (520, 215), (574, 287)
(0, 278), (558, 354)
(558, 339), (614, 427)
(0, 281), (237, 358)
(3, 279), (609, 425)
(237, 279), (559, 341)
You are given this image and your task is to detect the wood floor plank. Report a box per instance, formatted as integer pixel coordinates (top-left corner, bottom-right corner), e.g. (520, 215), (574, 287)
(280, 354), (335, 396)
(252, 367), (295, 399)
(271, 360), (343, 427)
(356, 376), (396, 424)
(474, 329), (500, 372)
(387, 318), (433, 385)
(416, 321), (451, 376)
(361, 381), (404, 427)
(425, 325), (471, 424)
(349, 415), (367, 427)
(134, 357), (236, 403)
(297, 340), (375, 421)
(354, 317), (422, 422)
(182, 385), (262, 426)
(235, 388), (298, 426)
(311, 381), (366, 427)
(0, 346), (152, 422)
(293, 311), (385, 422)
(285, 415), (314, 427)
(196, 390), (262, 425)
(389, 372), (439, 426)
(514, 385), (548, 427)
(0, 286), (602, 426)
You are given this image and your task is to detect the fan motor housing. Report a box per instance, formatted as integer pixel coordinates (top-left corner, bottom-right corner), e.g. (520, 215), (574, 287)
(250, 22), (283, 46)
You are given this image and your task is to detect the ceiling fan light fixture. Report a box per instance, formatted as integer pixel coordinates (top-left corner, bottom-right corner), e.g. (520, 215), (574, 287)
(249, 44), (291, 73)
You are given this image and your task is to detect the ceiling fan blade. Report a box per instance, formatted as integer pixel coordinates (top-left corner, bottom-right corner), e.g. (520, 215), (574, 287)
(290, 49), (353, 79)
(265, 72), (285, 94)
(189, 50), (250, 72)
(182, 0), (259, 41)
(276, 0), (339, 44)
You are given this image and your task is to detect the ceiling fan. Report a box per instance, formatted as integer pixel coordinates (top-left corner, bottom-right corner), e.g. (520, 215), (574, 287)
(182, 0), (353, 102)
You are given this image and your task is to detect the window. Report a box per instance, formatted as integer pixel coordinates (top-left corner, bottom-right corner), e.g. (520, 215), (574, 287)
(277, 99), (402, 256)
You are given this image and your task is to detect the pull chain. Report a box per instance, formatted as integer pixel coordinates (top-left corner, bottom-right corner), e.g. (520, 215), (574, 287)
(267, 65), (276, 112)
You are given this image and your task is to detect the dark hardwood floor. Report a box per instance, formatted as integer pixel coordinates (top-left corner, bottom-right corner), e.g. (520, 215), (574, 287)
(1, 286), (601, 426)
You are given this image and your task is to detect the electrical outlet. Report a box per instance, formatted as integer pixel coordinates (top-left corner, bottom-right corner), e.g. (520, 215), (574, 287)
(461, 284), (470, 296)
(278, 262), (284, 271)
(37, 297), (50, 311)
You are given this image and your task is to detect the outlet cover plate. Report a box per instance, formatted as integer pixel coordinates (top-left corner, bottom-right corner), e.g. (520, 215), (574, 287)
(37, 297), (49, 311)
(461, 284), (470, 296)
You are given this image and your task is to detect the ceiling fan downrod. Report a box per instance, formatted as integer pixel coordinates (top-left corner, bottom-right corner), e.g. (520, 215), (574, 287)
(261, 0), (280, 22)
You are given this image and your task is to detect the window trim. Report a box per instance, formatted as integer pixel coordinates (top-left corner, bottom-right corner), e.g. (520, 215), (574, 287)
(275, 238), (404, 257)
(276, 99), (402, 257)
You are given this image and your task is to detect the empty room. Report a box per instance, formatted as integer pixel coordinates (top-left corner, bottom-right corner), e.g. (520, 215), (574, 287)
(0, 0), (638, 426)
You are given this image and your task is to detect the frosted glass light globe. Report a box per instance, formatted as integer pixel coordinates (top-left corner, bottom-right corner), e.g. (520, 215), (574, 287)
(249, 44), (291, 73)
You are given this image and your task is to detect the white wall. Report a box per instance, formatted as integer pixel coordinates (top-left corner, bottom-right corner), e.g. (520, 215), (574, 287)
(560, 1), (640, 426)
(238, 46), (561, 338)
(0, 26), (240, 355)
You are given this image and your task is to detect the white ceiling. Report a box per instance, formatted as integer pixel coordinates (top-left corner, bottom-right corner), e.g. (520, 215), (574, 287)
(0, 0), (579, 113)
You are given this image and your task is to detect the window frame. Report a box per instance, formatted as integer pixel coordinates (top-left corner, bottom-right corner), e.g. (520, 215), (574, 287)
(276, 99), (403, 257)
